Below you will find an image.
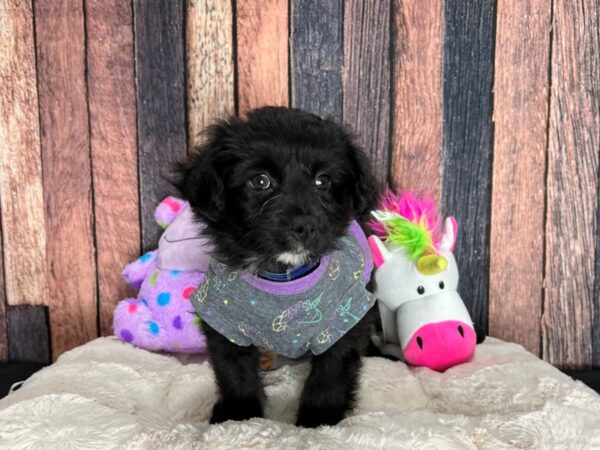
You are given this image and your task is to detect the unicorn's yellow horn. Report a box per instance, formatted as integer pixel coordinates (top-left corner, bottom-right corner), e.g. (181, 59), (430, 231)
(416, 255), (448, 275)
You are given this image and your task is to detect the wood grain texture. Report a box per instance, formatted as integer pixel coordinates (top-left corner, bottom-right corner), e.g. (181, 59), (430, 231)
(237, 0), (288, 115)
(342, 0), (391, 187)
(0, 205), (6, 362)
(35, 0), (97, 358)
(134, 0), (188, 250)
(0, 0), (49, 307)
(187, 0), (235, 145)
(7, 306), (51, 364)
(86, 0), (140, 336)
(442, 0), (495, 331)
(291, 0), (343, 121)
(488, 0), (551, 356)
(544, 0), (599, 368)
(390, 0), (443, 197)
(595, 188), (600, 367)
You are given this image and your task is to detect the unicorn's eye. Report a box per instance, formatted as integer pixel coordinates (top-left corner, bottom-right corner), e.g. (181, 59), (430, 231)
(439, 281), (445, 289)
(417, 286), (425, 295)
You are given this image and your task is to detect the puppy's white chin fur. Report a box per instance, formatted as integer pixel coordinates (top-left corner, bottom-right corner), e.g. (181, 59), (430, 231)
(276, 250), (310, 266)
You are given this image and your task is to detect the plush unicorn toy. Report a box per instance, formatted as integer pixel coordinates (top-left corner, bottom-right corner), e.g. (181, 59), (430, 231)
(368, 192), (478, 371)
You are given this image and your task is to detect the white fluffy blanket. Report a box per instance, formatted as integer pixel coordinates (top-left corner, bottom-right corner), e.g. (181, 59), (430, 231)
(1, 337), (599, 449)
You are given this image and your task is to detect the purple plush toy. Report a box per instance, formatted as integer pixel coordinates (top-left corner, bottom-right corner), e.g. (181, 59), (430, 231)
(113, 196), (211, 353)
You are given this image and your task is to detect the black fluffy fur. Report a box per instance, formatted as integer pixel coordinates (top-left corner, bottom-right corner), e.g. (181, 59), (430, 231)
(173, 107), (380, 428)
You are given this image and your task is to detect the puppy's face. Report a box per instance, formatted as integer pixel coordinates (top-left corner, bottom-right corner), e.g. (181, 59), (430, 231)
(175, 107), (378, 271)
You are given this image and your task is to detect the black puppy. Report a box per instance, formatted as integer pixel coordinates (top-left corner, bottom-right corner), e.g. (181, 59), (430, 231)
(174, 107), (379, 428)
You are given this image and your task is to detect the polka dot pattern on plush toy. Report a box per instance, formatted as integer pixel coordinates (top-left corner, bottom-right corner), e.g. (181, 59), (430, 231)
(157, 292), (171, 306)
(140, 252), (153, 263)
(173, 316), (183, 330)
(164, 197), (182, 213)
(149, 321), (159, 335)
(182, 286), (194, 299)
(120, 329), (133, 342)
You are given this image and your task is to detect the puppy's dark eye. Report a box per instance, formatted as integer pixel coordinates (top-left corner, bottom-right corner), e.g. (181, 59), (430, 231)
(315, 174), (331, 190)
(417, 286), (425, 295)
(439, 281), (445, 289)
(249, 174), (271, 190)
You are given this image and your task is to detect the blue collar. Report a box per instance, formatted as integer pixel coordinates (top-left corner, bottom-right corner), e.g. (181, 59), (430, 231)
(257, 259), (321, 282)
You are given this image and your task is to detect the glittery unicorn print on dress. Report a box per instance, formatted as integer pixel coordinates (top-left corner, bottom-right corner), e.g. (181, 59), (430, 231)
(190, 221), (375, 358)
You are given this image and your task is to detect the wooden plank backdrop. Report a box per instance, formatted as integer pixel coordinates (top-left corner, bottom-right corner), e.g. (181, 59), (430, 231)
(187, 0), (235, 145)
(489, 0), (550, 355)
(236, 0), (288, 115)
(390, 0), (443, 197)
(0, 206), (6, 361)
(441, 0), (496, 332)
(0, 0), (598, 369)
(133, 0), (187, 251)
(34, 0), (98, 359)
(291, 0), (343, 120)
(543, 0), (599, 368)
(7, 306), (50, 363)
(595, 194), (600, 367)
(0, 0), (49, 309)
(86, 0), (140, 336)
(342, 0), (391, 187)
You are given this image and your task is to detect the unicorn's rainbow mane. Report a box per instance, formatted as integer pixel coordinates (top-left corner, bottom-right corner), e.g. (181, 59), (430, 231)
(369, 191), (443, 260)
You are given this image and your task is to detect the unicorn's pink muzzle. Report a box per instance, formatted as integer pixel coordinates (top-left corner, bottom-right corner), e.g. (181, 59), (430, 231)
(403, 320), (476, 371)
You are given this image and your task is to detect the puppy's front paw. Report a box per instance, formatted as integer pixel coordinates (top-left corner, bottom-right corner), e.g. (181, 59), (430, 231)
(295, 404), (346, 428)
(210, 397), (263, 424)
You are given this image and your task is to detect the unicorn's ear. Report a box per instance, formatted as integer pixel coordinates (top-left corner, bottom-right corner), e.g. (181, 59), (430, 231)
(368, 235), (392, 267)
(439, 216), (458, 252)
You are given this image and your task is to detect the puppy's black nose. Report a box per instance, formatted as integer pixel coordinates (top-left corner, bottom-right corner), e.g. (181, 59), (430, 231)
(291, 217), (317, 240)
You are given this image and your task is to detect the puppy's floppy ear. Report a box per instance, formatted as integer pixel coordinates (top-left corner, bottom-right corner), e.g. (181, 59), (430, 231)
(347, 142), (380, 220)
(172, 143), (226, 222)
